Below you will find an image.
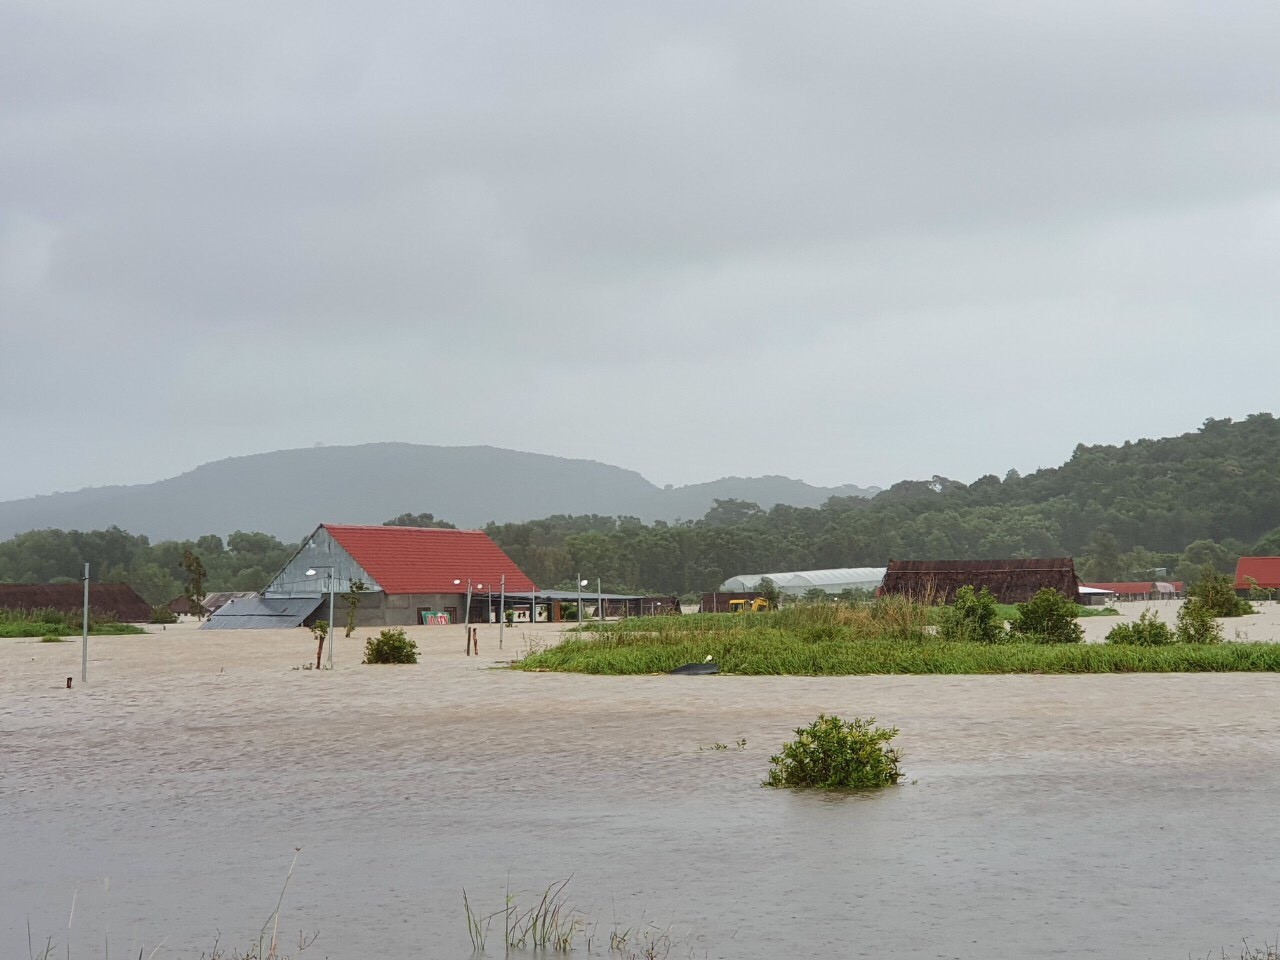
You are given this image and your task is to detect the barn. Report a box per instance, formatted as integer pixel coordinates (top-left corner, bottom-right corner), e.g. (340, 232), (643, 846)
(204, 523), (537, 629)
(879, 558), (1080, 605)
(0, 583), (152, 622)
(1234, 557), (1280, 593)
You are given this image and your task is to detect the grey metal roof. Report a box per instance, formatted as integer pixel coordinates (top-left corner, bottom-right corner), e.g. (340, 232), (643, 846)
(200, 595), (324, 630)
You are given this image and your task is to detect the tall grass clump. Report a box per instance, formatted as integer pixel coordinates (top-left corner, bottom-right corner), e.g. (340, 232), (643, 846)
(362, 627), (419, 664)
(763, 714), (903, 789)
(1009, 588), (1084, 644)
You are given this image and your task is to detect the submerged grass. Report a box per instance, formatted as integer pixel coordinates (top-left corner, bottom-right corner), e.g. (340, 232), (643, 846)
(516, 604), (1280, 676)
(0, 607), (145, 639)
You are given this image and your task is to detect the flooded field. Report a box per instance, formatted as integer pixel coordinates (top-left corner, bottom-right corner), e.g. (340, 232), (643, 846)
(5, 618), (1280, 959)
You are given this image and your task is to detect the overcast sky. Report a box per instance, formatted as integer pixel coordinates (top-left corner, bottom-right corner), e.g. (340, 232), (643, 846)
(3, 1), (1278, 502)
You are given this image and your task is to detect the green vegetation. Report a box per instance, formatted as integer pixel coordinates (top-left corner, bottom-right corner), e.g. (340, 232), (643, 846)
(1009, 588), (1084, 644)
(1175, 598), (1224, 644)
(763, 714), (903, 789)
(514, 605), (1280, 675)
(1106, 610), (1175, 646)
(363, 627), (419, 664)
(937, 585), (1006, 643)
(0, 527), (296, 604)
(343, 578), (367, 638)
(150, 604), (178, 624)
(1186, 566), (1254, 617)
(0, 607), (145, 638)
(180, 548), (208, 620)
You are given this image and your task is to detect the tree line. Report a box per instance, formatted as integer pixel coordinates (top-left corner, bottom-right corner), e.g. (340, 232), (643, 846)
(2, 414), (1278, 602)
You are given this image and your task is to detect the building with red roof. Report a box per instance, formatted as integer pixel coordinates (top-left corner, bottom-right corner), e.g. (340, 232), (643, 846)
(262, 524), (536, 627)
(1234, 557), (1280, 591)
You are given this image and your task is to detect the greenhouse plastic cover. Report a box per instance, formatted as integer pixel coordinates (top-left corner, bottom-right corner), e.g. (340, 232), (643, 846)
(718, 568), (887, 595)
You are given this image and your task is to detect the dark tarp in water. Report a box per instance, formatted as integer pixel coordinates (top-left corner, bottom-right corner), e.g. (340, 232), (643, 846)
(668, 662), (719, 675)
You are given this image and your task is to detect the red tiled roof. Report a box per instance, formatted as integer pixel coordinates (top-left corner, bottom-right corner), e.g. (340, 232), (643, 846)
(324, 525), (536, 595)
(1084, 581), (1183, 594)
(1235, 558), (1280, 589)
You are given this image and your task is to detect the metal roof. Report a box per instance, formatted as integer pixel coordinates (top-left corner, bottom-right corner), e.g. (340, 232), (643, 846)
(200, 595), (324, 630)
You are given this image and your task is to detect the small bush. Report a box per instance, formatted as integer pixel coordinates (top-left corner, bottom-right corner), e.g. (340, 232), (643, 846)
(1010, 588), (1084, 644)
(150, 605), (178, 624)
(1106, 609), (1175, 646)
(938, 585), (1007, 644)
(40, 634), (66, 643)
(1176, 598), (1224, 644)
(363, 627), (419, 664)
(1186, 567), (1253, 617)
(763, 714), (903, 789)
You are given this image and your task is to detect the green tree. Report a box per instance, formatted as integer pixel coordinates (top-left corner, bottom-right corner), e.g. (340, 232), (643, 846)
(343, 578), (367, 638)
(757, 576), (781, 610)
(179, 550), (207, 620)
(384, 513), (457, 529)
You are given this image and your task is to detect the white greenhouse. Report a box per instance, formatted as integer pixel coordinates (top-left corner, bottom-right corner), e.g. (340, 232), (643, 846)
(718, 567), (887, 596)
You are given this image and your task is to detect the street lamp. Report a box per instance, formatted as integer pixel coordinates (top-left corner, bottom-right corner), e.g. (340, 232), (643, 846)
(577, 576), (589, 623)
(498, 574), (506, 650)
(306, 566), (337, 668)
(453, 578), (483, 626)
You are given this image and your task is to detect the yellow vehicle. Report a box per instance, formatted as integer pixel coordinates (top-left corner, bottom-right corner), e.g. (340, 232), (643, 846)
(728, 597), (769, 613)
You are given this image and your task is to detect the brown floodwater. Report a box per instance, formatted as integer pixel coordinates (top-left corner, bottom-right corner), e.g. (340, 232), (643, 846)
(5, 622), (1280, 959)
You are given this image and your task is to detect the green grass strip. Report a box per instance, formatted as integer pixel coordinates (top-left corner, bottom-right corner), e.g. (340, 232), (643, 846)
(517, 612), (1280, 676)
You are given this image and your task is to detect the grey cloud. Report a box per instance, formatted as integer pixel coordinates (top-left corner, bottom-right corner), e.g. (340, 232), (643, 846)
(2, 1), (1278, 502)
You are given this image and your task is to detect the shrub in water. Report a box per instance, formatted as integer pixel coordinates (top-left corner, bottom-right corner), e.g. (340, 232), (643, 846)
(1010, 588), (1084, 644)
(763, 714), (903, 789)
(363, 627), (419, 664)
(150, 605), (178, 624)
(937, 585), (1007, 644)
(1186, 567), (1253, 617)
(1106, 609), (1174, 646)
(1175, 598), (1224, 644)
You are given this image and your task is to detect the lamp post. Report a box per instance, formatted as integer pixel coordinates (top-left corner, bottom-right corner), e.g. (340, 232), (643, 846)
(453, 578), (483, 626)
(577, 576), (588, 623)
(306, 567), (337, 668)
(498, 574), (506, 650)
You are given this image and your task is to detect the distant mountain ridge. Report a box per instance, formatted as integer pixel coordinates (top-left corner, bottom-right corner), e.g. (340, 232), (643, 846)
(0, 444), (879, 541)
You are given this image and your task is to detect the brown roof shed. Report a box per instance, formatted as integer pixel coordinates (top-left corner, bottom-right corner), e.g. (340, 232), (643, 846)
(0, 583), (152, 622)
(879, 558), (1080, 605)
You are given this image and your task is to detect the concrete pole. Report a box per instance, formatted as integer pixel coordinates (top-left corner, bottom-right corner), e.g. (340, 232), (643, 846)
(326, 571), (336, 668)
(498, 574), (505, 650)
(81, 563), (89, 684)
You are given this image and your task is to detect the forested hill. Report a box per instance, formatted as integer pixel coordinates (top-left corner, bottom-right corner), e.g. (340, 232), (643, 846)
(2, 415), (1278, 602)
(0, 443), (878, 541)
(485, 414), (1280, 592)
(874, 412), (1280, 555)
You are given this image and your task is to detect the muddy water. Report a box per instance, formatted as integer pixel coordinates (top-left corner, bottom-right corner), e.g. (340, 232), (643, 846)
(5, 623), (1280, 959)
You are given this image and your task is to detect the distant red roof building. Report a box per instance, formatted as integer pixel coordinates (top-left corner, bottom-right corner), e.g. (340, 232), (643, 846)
(323, 525), (535, 594)
(1234, 558), (1280, 590)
